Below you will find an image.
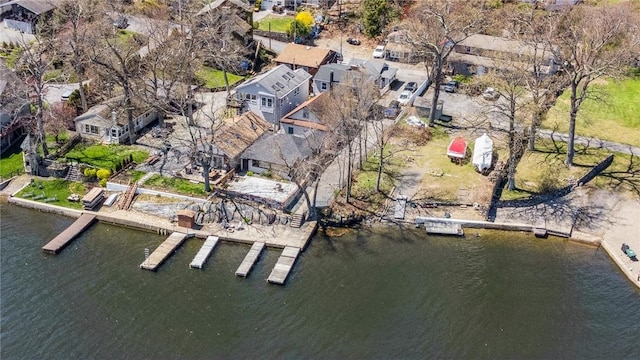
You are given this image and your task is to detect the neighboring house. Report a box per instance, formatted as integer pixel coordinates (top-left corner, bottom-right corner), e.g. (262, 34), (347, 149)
(384, 30), (425, 64)
(234, 65), (312, 126)
(274, 43), (338, 77)
(74, 97), (158, 144)
(1, 0), (57, 34)
(0, 63), (30, 155)
(448, 34), (558, 76)
(205, 111), (271, 171)
(196, 0), (253, 45)
(279, 93), (329, 135)
(240, 129), (325, 179)
(313, 60), (397, 94)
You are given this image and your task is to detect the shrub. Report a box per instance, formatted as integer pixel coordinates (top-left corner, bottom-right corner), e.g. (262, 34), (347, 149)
(263, 169), (272, 178)
(246, 170), (254, 176)
(253, 21), (259, 29)
(96, 168), (111, 180)
(84, 168), (96, 178)
(99, 178), (107, 187)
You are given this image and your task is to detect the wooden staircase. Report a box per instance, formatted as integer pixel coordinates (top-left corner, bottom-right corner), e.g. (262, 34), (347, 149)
(118, 182), (138, 210)
(65, 164), (83, 182)
(289, 213), (305, 228)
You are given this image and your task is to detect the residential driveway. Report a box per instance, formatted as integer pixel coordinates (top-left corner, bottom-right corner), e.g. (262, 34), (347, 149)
(0, 26), (34, 44)
(42, 83), (80, 106)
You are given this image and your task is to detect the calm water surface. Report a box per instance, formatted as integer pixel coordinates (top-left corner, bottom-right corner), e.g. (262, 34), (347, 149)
(1, 204), (639, 359)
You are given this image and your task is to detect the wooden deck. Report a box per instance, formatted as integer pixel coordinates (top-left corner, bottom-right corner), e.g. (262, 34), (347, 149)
(267, 246), (300, 285)
(424, 221), (464, 236)
(42, 214), (97, 254)
(190, 236), (219, 269)
(235, 242), (265, 277)
(140, 232), (188, 271)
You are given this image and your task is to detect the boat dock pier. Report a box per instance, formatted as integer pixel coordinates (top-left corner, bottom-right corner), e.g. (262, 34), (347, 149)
(42, 213), (97, 254)
(267, 246), (300, 285)
(140, 232), (188, 271)
(235, 242), (265, 277)
(190, 236), (219, 269)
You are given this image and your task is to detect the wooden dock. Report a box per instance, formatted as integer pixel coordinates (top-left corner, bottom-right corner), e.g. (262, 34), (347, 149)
(190, 236), (219, 269)
(140, 232), (188, 271)
(235, 242), (265, 277)
(42, 213), (97, 254)
(424, 221), (464, 236)
(267, 246), (300, 285)
(394, 196), (407, 220)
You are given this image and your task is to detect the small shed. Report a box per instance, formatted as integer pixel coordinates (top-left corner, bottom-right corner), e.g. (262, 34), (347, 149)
(177, 209), (196, 229)
(472, 133), (493, 174)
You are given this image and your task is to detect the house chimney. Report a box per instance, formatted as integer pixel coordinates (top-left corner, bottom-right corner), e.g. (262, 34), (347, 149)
(111, 110), (117, 124)
(329, 70), (334, 89)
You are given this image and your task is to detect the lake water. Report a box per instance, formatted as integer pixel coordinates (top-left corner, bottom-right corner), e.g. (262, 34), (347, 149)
(1, 204), (639, 359)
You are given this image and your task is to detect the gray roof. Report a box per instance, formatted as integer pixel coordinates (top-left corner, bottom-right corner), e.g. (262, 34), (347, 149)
(3, 0), (57, 15)
(242, 130), (325, 166)
(238, 65), (311, 97)
(315, 60), (395, 83)
(196, 0), (251, 15)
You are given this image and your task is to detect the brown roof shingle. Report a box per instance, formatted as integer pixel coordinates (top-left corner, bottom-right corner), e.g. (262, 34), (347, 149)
(274, 43), (334, 70)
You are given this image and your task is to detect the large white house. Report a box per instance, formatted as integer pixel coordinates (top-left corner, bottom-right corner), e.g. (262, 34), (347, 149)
(234, 65), (311, 127)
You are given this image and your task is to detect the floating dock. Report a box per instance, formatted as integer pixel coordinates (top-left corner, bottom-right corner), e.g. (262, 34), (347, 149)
(42, 213), (97, 254)
(424, 221), (464, 236)
(140, 232), (188, 271)
(267, 246), (300, 285)
(190, 236), (219, 269)
(235, 242), (265, 277)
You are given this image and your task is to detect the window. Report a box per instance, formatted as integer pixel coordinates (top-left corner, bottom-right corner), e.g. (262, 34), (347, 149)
(321, 82), (327, 90)
(111, 128), (119, 137)
(252, 160), (262, 168)
(249, 94), (257, 104)
(84, 124), (99, 135)
(261, 97), (273, 108)
(293, 87), (299, 96)
(288, 127), (294, 134)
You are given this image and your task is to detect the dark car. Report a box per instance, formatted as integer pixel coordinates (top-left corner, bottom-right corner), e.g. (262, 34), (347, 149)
(443, 80), (459, 93)
(346, 38), (361, 45)
(384, 100), (401, 118)
(113, 16), (129, 29)
(405, 82), (418, 93)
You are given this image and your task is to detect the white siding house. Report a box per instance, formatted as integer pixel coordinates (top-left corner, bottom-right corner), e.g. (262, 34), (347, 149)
(234, 65), (311, 128)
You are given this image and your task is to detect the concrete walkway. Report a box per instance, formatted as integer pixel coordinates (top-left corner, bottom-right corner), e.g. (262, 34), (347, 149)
(600, 198), (640, 287)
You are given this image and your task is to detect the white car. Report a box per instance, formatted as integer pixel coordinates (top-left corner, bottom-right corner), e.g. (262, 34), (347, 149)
(397, 90), (412, 106)
(372, 45), (385, 59)
(483, 87), (499, 100)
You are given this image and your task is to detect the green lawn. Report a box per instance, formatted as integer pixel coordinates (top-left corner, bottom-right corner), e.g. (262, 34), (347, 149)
(144, 174), (207, 197)
(195, 66), (245, 90)
(0, 149), (24, 180)
(256, 15), (294, 33)
(544, 77), (640, 147)
(15, 179), (86, 210)
(503, 138), (640, 199)
(65, 144), (148, 170)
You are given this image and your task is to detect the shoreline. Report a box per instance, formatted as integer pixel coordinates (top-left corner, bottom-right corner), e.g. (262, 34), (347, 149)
(3, 182), (639, 290)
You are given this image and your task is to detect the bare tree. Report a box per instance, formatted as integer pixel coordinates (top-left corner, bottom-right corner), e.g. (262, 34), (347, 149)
(15, 26), (57, 157)
(90, 14), (146, 144)
(406, 0), (485, 126)
(552, 3), (640, 166)
(44, 102), (76, 143)
(55, 0), (98, 113)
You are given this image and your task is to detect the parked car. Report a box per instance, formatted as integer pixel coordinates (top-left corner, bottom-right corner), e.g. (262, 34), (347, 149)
(372, 45), (385, 59)
(113, 16), (129, 29)
(397, 90), (412, 106)
(346, 38), (361, 45)
(443, 80), (459, 93)
(405, 81), (418, 93)
(482, 87), (499, 100)
(384, 100), (401, 118)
